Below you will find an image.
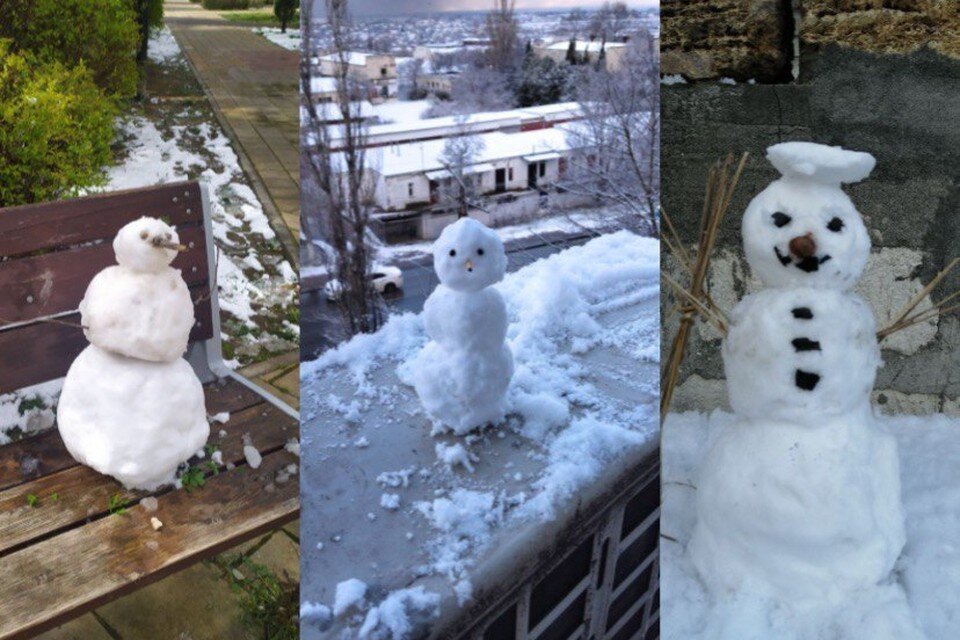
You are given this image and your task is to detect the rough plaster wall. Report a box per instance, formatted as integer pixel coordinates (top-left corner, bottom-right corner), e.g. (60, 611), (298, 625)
(661, 44), (960, 415)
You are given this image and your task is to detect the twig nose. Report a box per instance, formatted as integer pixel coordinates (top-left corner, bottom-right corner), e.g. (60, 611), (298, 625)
(789, 233), (817, 259)
(465, 259), (474, 271)
(153, 238), (187, 252)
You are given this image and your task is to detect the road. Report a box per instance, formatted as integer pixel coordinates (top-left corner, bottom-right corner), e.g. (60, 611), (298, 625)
(300, 232), (594, 360)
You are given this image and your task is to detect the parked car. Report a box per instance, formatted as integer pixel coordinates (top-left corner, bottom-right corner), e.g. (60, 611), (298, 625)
(324, 266), (404, 302)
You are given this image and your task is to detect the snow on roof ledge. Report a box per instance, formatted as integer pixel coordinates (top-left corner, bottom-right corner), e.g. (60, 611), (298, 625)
(299, 232), (660, 638)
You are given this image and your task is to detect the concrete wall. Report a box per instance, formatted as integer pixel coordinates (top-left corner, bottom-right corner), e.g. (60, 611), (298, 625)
(661, 5), (960, 415)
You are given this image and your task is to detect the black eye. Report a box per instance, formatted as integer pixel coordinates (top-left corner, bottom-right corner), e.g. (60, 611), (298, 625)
(772, 212), (791, 228)
(827, 217), (844, 232)
(477, 248), (484, 256)
(449, 249), (456, 257)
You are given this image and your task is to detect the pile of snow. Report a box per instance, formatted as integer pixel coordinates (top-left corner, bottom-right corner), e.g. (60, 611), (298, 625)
(254, 27), (301, 51)
(358, 586), (441, 639)
(662, 411), (960, 640)
(302, 232), (660, 627)
(147, 27), (185, 65)
(0, 380), (60, 444)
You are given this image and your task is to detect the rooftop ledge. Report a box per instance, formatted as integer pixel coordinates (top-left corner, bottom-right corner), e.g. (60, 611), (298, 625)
(299, 232), (660, 638)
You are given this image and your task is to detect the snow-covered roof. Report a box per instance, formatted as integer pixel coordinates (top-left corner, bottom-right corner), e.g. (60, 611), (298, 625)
(318, 51), (387, 66)
(546, 40), (627, 52)
(310, 76), (337, 94)
(362, 125), (577, 178)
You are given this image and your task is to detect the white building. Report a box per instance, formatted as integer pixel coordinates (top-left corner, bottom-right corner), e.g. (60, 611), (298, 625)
(316, 51), (398, 99)
(361, 125), (581, 213)
(536, 39), (628, 71)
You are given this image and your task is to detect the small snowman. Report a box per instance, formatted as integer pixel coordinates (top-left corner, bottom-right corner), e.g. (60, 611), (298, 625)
(688, 143), (908, 605)
(407, 218), (514, 435)
(57, 217), (209, 491)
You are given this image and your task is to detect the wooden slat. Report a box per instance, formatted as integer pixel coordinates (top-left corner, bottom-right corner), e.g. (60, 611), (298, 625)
(0, 378), (265, 491)
(0, 401), (295, 556)
(0, 288), (214, 394)
(0, 226), (208, 324)
(0, 449), (299, 640)
(0, 183), (204, 258)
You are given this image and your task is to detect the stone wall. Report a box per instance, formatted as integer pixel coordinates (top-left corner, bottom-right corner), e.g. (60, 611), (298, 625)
(661, 3), (960, 415)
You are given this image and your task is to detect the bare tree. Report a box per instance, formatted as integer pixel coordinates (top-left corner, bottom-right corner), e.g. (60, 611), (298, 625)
(301, 0), (382, 336)
(424, 66), (515, 117)
(485, 0), (521, 76)
(589, 1), (631, 40)
(436, 122), (486, 218)
(561, 30), (660, 237)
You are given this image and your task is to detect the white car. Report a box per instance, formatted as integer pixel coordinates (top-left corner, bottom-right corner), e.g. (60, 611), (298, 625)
(324, 265), (404, 302)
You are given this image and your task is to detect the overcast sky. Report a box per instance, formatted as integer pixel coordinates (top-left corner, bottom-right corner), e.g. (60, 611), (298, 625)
(339, 0), (658, 16)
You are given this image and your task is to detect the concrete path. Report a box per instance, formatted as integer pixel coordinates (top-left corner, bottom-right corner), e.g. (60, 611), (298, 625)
(165, 0), (301, 265)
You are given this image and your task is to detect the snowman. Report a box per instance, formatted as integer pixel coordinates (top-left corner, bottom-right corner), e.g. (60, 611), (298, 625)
(407, 218), (514, 435)
(688, 143), (907, 605)
(57, 217), (209, 491)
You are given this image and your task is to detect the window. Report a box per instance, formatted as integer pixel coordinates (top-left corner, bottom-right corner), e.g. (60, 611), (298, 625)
(508, 167), (514, 181)
(381, 67), (388, 76)
(539, 162), (546, 178)
(408, 183), (414, 197)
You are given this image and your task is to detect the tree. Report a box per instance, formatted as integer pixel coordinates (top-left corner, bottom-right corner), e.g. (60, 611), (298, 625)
(589, 1), (631, 40)
(561, 30), (659, 237)
(436, 123), (486, 218)
(301, 0), (382, 336)
(274, 0), (299, 34)
(516, 55), (569, 107)
(426, 65), (515, 117)
(485, 0), (521, 77)
(565, 37), (577, 64)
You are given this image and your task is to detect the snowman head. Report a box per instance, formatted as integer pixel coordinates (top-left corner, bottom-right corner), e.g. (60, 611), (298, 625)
(113, 217), (185, 273)
(742, 142), (875, 290)
(433, 217), (507, 293)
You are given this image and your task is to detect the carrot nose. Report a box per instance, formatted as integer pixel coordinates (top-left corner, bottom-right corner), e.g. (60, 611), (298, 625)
(465, 259), (474, 271)
(789, 233), (817, 259)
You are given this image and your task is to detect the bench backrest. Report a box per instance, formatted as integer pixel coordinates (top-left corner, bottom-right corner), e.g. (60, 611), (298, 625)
(0, 182), (218, 394)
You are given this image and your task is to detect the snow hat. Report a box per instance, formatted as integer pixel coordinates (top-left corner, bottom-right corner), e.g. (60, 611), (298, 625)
(114, 217), (185, 273)
(433, 217), (507, 293)
(741, 142), (875, 290)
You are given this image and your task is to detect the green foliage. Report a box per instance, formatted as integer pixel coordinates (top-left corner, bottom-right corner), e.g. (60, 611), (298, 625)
(180, 465), (206, 492)
(273, 0), (299, 33)
(516, 55), (570, 107)
(0, 0), (139, 99)
(26, 494), (39, 508)
(201, 0), (251, 9)
(0, 42), (115, 208)
(217, 553), (299, 640)
(107, 493), (128, 516)
(221, 10), (280, 25)
(17, 395), (47, 416)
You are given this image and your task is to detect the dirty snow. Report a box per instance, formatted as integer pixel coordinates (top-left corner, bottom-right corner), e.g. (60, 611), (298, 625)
(147, 26), (186, 66)
(662, 410), (960, 640)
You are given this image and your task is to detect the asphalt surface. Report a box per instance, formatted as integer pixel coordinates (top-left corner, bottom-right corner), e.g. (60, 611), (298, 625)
(300, 232), (594, 360)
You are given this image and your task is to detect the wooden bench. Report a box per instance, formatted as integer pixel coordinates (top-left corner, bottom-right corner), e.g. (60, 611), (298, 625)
(0, 182), (299, 639)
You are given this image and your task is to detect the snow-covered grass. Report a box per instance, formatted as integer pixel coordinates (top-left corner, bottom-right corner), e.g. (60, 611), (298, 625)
(662, 410), (960, 640)
(301, 232), (659, 635)
(254, 27), (301, 51)
(105, 31), (298, 367)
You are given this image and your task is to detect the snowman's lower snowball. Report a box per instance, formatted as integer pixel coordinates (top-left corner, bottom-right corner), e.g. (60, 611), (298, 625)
(57, 345), (209, 490)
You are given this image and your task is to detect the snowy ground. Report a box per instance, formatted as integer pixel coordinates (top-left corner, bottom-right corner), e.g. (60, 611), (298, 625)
(254, 26), (301, 51)
(0, 27), (297, 440)
(662, 411), (960, 640)
(300, 232), (660, 638)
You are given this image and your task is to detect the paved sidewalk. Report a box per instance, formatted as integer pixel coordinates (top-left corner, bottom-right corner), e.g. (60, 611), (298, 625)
(165, 0), (301, 265)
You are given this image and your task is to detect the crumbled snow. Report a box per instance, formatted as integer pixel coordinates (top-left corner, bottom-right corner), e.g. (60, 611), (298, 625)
(150, 516), (163, 530)
(358, 586), (441, 639)
(140, 497), (159, 512)
(301, 601), (332, 625)
(380, 493), (401, 510)
(435, 442), (475, 473)
(376, 468), (416, 488)
(285, 438), (301, 456)
(210, 412), (230, 424)
(355, 436), (371, 448)
(147, 27), (185, 65)
(243, 445), (263, 469)
(663, 411), (960, 640)
(333, 578), (368, 617)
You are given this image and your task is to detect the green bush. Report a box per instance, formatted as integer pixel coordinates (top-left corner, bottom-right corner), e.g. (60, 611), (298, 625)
(0, 0), (139, 100)
(0, 42), (116, 207)
(201, 0), (251, 9)
(273, 0), (299, 33)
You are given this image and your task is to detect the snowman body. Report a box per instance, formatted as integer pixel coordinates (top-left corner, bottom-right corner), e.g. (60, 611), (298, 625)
(80, 218), (194, 363)
(689, 143), (906, 603)
(409, 218), (514, 435)
(58, 217), (208, 490)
